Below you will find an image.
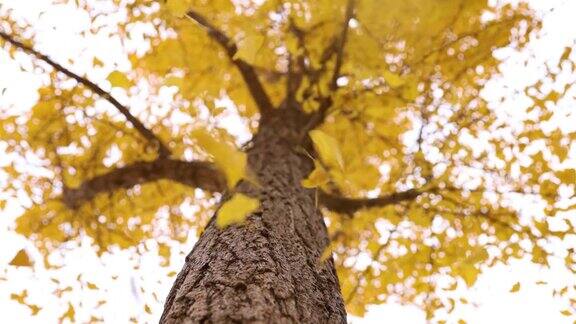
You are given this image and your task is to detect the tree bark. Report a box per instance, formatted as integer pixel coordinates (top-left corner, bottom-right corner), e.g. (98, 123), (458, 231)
(160, 110), (347, 323)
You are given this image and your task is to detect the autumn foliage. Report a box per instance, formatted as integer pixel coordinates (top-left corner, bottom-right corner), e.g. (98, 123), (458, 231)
(1, 0), (575, 322)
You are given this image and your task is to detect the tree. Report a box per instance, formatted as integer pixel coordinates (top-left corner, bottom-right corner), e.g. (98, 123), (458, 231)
(1, 0), (575, 322)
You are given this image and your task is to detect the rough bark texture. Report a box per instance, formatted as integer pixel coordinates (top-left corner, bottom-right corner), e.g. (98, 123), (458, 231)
(160, 110), (347, 323)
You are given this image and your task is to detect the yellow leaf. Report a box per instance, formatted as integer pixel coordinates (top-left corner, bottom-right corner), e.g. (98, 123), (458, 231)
(9, 290), (39, 315)
(86, 282), (98, 290)
(301, 162), (329, 188)
(216, 193), (259, 228)
(560, 309), (572, 316)
(9, 249), (32, 267)
(192, 129), (247, 188)
(285, 34), (299, 55)
(158, 243), (171, 266)
(559, 46), (572, 63)
(510, 282), (521, 293)
(411, 208), (430, 227)
(319, 241), (338, 263)
(164, 76), (184, 88)
(459, 264), (479, 287)
(92, 57), (104, 67)
(309, 130), (344, 169)
(348, 302), (366, 317)
(383, 70), (405, 88)
(29, 304), (41, 315)
(158, 243), (171, 259)
(364, 106), (395, 120)
(10, 290), (28, 304)
(166, 0), (190, 17)
(443, 281), (458, 291)
(234, 34), (265, 64)
(106, 71), (132, 89)
(60, 303), (75, 322)
(558, 169), (576, 183)
(144, 304), (152, 314)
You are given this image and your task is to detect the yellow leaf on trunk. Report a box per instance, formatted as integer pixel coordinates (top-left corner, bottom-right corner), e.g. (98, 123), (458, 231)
(216, 194), (259, 228)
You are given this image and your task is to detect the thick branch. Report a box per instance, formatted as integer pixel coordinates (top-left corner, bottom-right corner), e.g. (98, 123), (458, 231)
(319, 188), (420, 214)
(0, 30), (171, 158)
(185, 10), (274, 117)
(61, 159), (226, 209)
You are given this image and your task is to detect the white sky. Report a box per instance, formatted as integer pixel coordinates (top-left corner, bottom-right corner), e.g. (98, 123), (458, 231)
(1, 0), (575, 323)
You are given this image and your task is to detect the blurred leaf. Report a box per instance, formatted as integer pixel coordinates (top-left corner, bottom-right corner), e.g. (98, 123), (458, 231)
(216, 194), (260, 228)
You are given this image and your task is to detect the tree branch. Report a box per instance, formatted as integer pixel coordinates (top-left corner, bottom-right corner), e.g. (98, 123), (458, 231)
(319, 188), (420, 214)
(0, 30), (171, 158)
(185, 10), (275, 117)
(304, 0), (355, 131)
(61, 159), (226, 209)
(328, 0), (355, 92)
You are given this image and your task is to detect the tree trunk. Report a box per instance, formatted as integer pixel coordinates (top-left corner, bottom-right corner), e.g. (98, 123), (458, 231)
(160, 110), (347, 323)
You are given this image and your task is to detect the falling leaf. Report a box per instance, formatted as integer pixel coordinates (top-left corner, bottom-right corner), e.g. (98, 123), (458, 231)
(9, 249), (33, 267)
(192, 129), (247, 188)
(28, 304), (41, 315)
(559, 46), (572, 66)
(10, 290), (28, 304)
(92, 57), (104, 67)
(106, 71), (132, 89)
(216, 193), (259, 228)
(9, 290), (41, 315)
(158, 243), (171, 266)
(309, 130), (344, 169)
(443, 281), (458, 291)
(59, 303), (75, 322)
(560, 309), (572, 316)
(86, 282), (98, 290)
(510, 282), (521, 293)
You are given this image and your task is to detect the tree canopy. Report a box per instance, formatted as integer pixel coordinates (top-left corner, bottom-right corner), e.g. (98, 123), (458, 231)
(1, 0), (575, 322)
